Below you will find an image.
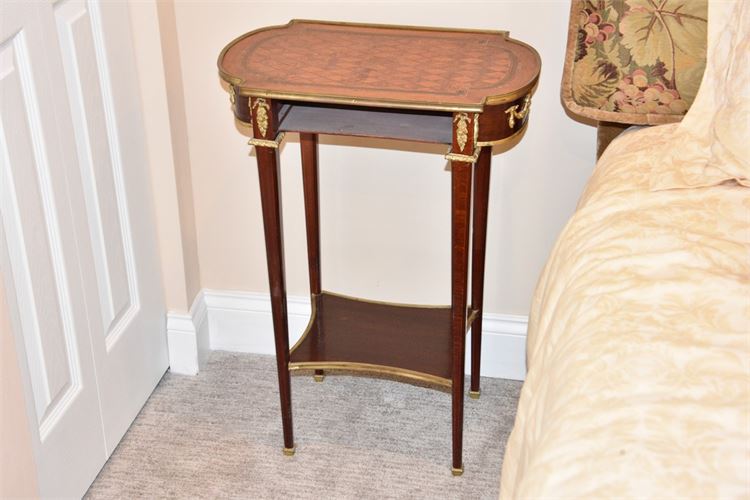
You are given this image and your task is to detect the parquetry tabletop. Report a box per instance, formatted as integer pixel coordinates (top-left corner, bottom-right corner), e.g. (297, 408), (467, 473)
(218, 20), (540, 112)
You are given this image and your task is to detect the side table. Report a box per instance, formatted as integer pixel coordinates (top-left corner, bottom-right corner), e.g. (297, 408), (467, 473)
(218, 20), (540, 474)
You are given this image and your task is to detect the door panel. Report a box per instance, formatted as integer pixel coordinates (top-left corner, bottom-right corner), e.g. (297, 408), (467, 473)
(55, 0), (136, 339)
(52, 0), (168, 451)
(0, 36), (77, 427)
(1, 0), (168, 496)
(0, 4), (107, 496)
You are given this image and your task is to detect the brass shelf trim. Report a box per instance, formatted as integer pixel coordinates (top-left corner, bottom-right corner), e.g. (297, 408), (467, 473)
(289, 361), (452, 388)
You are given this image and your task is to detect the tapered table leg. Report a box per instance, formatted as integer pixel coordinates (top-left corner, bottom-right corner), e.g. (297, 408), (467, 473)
(469, 147), (491, 398)
(450, 159), (473, 475)
(300, 133), (325, 383)
(256, 145), (295, 454)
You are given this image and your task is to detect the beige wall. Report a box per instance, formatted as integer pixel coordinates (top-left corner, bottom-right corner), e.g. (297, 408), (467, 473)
(130, 0), (201, 312)
(172, 0), (594, 316)
(0, 280), (38, 498)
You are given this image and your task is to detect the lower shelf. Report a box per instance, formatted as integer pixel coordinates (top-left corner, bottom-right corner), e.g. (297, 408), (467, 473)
(289, 291), (464, 387)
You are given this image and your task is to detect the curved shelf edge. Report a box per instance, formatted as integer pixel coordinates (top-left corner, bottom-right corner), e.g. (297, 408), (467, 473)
(288, 361), (452, 388)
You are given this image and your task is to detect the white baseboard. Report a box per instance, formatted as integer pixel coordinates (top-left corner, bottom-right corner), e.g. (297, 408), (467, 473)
(170, 289), (527, 381)
(166, 292), (209, 375)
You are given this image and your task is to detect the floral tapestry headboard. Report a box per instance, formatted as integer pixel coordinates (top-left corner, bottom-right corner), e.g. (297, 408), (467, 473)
(562, 0), (708, 125)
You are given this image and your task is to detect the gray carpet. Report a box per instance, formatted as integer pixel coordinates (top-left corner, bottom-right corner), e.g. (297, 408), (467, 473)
(85, 351), (521, 499)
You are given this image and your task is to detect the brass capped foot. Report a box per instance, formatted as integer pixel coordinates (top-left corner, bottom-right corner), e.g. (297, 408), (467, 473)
(469, 390), (480, 400)
(282, 446), (296, 456)
(451, 466), (464, 476)
(313, 373), (325, 382)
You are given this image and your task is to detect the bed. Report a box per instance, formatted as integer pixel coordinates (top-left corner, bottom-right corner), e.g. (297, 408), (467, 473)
(500, 0), (749, 497)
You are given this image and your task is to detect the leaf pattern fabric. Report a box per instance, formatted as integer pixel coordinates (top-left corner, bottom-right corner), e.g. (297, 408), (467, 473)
(562, 0), (708, 124)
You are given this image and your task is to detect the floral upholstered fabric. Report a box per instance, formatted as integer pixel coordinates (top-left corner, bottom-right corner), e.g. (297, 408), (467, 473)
(562, 0), (708, 125)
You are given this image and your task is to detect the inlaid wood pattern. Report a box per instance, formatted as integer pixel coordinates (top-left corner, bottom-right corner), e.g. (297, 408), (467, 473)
(219, 20), (540, 111)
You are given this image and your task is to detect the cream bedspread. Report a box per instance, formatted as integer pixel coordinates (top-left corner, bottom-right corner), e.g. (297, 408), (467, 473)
(499, 124), (749, 498)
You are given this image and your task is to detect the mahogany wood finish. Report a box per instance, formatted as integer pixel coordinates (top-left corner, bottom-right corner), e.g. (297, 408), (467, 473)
(290, 293), (454, 381)
(299, 132), (324, 381)
(449, 111), (475, 473)
(470, 148), (492, 394)
(300, 133), (321, 294)
(450, 163), (473, 472)
(232, 88), (251, 123)
(218, 19), (541, 474)
(252, 98), (294, 452)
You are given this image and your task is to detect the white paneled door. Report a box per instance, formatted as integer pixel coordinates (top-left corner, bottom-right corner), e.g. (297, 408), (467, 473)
(0, 1), (167, 497)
